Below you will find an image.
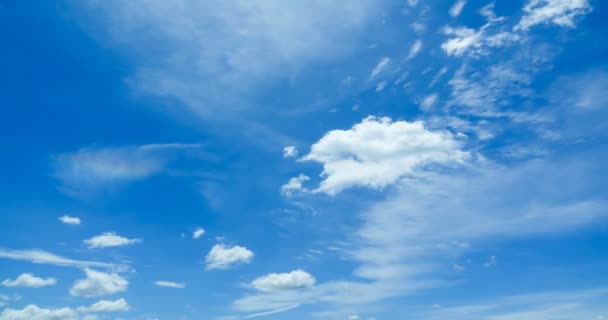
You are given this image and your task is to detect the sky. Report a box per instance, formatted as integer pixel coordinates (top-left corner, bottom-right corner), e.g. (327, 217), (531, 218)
(0, 0), (607, 319)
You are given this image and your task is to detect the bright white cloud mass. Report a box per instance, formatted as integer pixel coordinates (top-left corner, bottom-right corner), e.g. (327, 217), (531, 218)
(251, 270), (316, 292)
(300, 116), (470, 195)
(84, 232), (142, 249)
(205, 244), (255, 270)
(69, 269), (128, 297)
(1, 273), (56, 288)
(1, 1), (605, 320)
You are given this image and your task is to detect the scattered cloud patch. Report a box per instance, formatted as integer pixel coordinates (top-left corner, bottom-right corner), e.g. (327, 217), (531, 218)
(1, 274), (56, 288)
(407, 40), (423, 59)
(0, 299), (130, 320)
(251, 270), (316, 292)
(516, 0), (592, 31)
(0, 248), (123, 271)
(300, 116), (470, 195)
(84, 232), (142, 249)
(83, 298), (130, 313)
(193, 228), (205, 239)
(70, 269), (128, 297)
(283, 146), (299, 158)
(281, 174), (310, 197)
(58, 215), (80, 225)
(420, 94), (439, 110)
(205, 244), (254, 270)
(155, 281), (186, 289)
(449, 0), (467, 17)
(369, 57), (391, 79)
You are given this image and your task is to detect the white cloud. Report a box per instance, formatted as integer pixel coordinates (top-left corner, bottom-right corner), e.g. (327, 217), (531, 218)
(70, 269), (128, 297)
(300, 116), (470, 195)
(348, 315), (361, 320)
(251, 270), (316, 292)
(375, 81), (387, 92)
(84, 232), (142, 249)
(283, 146), (299, 158)
(78, 0), (382, 125)
(155, 281), (186, 289)
(483, 256), (497, 268)
(441, 4), (520, 57)
(53, 143), (203, 196)
(0, 248), (124, 271)
(407, 40), (423, 59)
(420, 94), (439, 110)
(58, 215), (81, 225)
(449, 0), (467, 17)
(281, 174), (310, 197)
(516, 0), (592, 31)
(193, 228), (205, 239)
(407, 0), (420, 6)
(369, 57), (391, 79)
(0, 305), (80, 320)
(1, 274), (56, 288)
(0, 299), (130, 320)
(83, 298), (129, 313)
(205, 244), (254, 270)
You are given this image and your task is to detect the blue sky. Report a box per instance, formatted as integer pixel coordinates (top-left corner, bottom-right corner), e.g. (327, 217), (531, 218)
(1, 0), (608, 319)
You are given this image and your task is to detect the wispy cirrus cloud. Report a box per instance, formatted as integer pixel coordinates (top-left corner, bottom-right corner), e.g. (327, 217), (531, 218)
(0, 248), (126, 271)
(53, 143), (203, 196)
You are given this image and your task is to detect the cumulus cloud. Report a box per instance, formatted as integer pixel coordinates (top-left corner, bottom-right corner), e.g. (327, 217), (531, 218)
(70, 269), (128, 297)
(58, 215), (80, 225)
(83, 298), (130, 313)
(0, 248), (123, 271)
(193, 228), (205, 239)
(281, 174), (310, 197)
(205, 244), (254, 270)
(155, 281), (186, 289)
(407, 40), (423, 59)
(299, 116), (470, 195)
(84, 232), (142, 249)
(516, 0), (592, 31)
(1, 274), (56, 288)
(283, 146), (299, 158)
(449, 0), (467, 17)
(0, 299), (129, 320)
(251, 270), (316, 292)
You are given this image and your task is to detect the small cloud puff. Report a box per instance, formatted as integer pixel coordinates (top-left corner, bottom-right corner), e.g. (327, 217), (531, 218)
(283, 146), (299, 158)
(193, 228), (205, 239)
(84, 232), (142, 249)
(205, 244), (254, 270)
(155, 281), (186, 289)
(59, 215), (81, 225)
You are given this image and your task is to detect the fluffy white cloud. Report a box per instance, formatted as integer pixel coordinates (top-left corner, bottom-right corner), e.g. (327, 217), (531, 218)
(1, 274), (56, 288)
(83, 298), (129, 313)
(155, 281), (186, 289)
(0, 299), (130, 320)
(300, 116), (470, 195)
(70, 269), (128, 297)
(449, 0), (467, 17)
(251, 270), (316, 292)
(516, 0), (592, 31)
(58, 215), (81, 225)
(281, 174), (310, 197)
(193, 228), (205, 239)
(205, 244), (254, 270)
(0, 305), (79, 320)
(84, 232), (142, 249)
(407, 40), (423, 59)
(283, 146), (299, 158)
(0, 248), (123, 271)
